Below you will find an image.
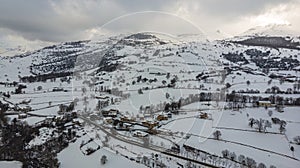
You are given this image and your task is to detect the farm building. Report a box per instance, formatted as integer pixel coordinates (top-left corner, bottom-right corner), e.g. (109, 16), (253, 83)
(257, 101), (271, 107)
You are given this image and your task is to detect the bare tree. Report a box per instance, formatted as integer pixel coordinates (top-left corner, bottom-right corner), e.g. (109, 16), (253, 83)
(229, 152), (236, 161)
(213, 130), (222, 140)
(249, 118), (255, 128)
(246, 157), (256, 168)
(101, 155), (107, 165)
(257, 163), (266, 168)
(138, 88), (143, 94)
(268, 110), (273, 117)
(222, 149), (229, 158)
(256, 119), (264, 132)
(279, 120), (287, 133)
(293, 136), (300, 145)
(264, 120), (272, 132)
(238, 155), (245, 165)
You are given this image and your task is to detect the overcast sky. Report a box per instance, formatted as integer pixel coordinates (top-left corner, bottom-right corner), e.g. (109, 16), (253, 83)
(0, 0), (300, 51)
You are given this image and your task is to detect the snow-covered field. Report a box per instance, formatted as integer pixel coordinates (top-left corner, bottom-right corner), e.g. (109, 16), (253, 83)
(1, 33), (300, 167)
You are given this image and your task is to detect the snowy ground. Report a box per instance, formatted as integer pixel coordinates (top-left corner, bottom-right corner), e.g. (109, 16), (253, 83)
(57, 135), (146, 168)
(0, 161), (22, 168)
(1, 34), (300, 167)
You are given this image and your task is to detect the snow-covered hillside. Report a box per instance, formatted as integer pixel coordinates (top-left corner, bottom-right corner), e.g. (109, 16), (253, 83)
(0, 32), (300, 168)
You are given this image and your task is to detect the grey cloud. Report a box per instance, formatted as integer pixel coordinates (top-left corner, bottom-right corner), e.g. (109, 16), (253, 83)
(0, 0), (127, 41)
(0, 0), (298, 43)
(192, 0), (293, 17)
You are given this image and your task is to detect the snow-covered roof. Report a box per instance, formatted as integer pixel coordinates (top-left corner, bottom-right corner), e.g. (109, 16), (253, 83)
(258, 101), (271, 104)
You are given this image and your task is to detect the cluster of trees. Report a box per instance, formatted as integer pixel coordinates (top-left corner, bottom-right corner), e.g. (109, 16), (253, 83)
(0, 83), (27, 95)
(164, 99), (182, 112)
(236, 89), (260, 94)
(0, 82), (27, 95)
(264, 86), (299, 94)
(238, 154), (265, 168)
(135, 75), (158, 84)
(0, 81), (18, 87)
(258, 56), (299, 70)
(222, 149), (275, 168)
(58, 102), (75, 114)
(226, 91), (300, 106)
(249, 118), (272, 133)
(183, 143), (273, 168)
(222, 52), (249, 65)
(15, 84), (27, 94)
(31, 54), (76, 74)
(244, 45), (299, 70)
(0, 114), (78, 167)
(20, 72), (72, 83)
(245, 49), (270, 58)
(221, 149), (236, 160)
(248, 117), (287, 133)
(271, 117), (287, 133)
(0, 101), (9, 126)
